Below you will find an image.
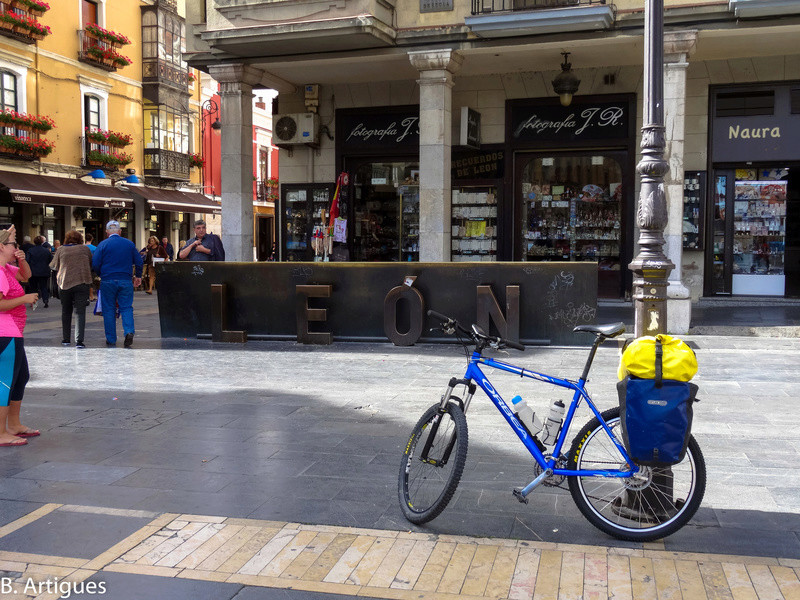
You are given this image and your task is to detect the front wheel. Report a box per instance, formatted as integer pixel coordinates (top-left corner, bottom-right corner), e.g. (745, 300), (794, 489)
(567, 407), (706, 542)
(398, 401), (468, 524)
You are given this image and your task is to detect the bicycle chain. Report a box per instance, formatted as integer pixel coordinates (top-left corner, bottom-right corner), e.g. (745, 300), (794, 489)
(534, 458), (630, 496)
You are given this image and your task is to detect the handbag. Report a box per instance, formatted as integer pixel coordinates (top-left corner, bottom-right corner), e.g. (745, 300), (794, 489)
(617, 339), (698, 467)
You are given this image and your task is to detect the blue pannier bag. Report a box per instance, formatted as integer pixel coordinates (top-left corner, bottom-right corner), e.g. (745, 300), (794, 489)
(617, 340), (698, 467)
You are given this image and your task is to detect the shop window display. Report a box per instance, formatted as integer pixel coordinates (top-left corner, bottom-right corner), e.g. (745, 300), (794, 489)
(451, 186), (498, 262)
(732, 169), (788, 295)
(519, 155), (623, 296)
(351, 162), (419, 262)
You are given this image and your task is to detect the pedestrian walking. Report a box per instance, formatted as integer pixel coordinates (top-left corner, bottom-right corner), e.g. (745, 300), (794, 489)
(25, 236), (51, 308)
(178, 220), (225, 261)
(20, 236), (33, 254)
(92, 221), (142, 348)
(140, 236), (167, 295)
(0, 225), (40, 447)
(160, 237), (174, 261)
(50, 230), (93, 348)
(85, 233), (97, 254)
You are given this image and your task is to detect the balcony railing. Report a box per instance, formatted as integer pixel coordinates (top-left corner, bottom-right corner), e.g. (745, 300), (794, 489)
(144, 148), (190, 181)
(78, 30), (131, 72)
(142, 58), (189, 92)
(471, 0), (604, 15)
(0, 126), (47, 161)
(0, 0), (49, 45)
(82, 136), (133, 171)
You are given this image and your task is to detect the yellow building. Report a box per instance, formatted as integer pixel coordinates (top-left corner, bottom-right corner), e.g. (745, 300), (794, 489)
(0, 0), (213, 250)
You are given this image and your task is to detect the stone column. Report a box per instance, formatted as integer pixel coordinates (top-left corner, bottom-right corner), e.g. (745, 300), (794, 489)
(663, 31), (697, 334)
(208, 64), (264, 262)
(408, 50), (463, 262)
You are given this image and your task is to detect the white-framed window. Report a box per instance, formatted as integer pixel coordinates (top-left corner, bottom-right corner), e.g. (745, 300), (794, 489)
(0, 72), (17, 112)
(79, 83), (108, 132)
(0, 60), (26, 113)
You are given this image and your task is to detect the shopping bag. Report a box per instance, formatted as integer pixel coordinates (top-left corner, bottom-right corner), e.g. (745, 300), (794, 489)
(93, 290), (102, 316)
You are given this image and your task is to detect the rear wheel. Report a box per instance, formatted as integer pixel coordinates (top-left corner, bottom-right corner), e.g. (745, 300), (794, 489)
(398, 401), (468, 524)
(567, 407), (706, 541)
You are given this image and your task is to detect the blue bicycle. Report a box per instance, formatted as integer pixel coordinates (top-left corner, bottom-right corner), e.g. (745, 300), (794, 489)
(398, 310), (706, 541)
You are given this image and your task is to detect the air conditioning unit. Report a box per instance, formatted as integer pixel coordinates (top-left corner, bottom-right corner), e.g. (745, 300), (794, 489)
(273, 113), (319, 145)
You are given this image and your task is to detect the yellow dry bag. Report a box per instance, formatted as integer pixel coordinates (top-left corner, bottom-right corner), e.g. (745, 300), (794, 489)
(618, 334), (697, 382)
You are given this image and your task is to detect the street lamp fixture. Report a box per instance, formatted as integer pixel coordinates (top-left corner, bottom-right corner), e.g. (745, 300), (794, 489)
(552, 52), (580, 107)
(201, 98), (221, 196)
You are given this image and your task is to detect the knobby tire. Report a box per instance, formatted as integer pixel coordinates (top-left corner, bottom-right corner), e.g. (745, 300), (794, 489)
(567, 406), (706, 542)
(398, 401), (468, 524)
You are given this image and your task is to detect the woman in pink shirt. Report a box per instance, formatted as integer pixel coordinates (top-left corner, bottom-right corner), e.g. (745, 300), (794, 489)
(0, 225), (39, 447)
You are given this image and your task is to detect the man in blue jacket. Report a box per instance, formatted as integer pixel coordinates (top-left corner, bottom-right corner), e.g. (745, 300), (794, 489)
(92, 221), (143, 347)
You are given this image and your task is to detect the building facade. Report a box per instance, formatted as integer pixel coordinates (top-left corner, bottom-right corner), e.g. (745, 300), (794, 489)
(185, 0), (800, 326)
(197, 76), (278, 261)
(0, 0), (217, 252)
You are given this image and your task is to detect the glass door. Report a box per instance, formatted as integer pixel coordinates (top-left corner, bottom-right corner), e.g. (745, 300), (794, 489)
(709, 168), (789, 296)
(283, 187), (309, 261)
(731, 171), (788, 295)
(709, 173), (732, 294)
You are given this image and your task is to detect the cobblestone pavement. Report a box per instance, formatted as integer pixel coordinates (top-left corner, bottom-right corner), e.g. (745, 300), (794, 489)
(1, 292), (799, 599)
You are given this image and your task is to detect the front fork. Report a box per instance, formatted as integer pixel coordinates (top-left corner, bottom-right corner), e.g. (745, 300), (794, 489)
(419, 378), (476, 465)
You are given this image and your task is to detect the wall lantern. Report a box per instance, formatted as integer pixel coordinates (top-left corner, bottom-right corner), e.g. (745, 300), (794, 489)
(171, 219), (180, 231)
(552, 52), (581, 107)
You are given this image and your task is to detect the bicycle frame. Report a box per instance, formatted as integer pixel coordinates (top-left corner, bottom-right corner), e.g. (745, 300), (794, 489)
(444, 350), (638, 496)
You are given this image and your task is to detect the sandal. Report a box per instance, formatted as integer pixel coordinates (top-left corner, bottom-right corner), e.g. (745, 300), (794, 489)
(0, 438), (27, 447)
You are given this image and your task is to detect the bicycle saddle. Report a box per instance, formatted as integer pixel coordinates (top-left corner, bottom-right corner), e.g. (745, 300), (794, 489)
(573, 322), (626, 338)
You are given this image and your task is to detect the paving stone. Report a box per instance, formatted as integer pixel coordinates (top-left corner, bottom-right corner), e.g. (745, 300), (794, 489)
(70, 571), (242, 600)
(664, 523), (800, 558)
(113, 468), (239, 493)
(12, 462), (138, 485)
(131, 490), (269, 519)
(0, 499), (44, 528)
(0, 509), (153, 559)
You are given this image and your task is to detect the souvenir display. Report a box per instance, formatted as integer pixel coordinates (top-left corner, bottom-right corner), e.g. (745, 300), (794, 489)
(451, 187), (498, 262)
(731, 180), (787, 276)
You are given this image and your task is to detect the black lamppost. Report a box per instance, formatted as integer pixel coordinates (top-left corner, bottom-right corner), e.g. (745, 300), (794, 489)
(630, 0), (672, 337)
(200, 98), (221, 196)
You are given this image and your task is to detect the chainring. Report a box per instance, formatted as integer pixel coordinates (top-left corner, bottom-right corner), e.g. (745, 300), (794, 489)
(533, 455), (569, 488)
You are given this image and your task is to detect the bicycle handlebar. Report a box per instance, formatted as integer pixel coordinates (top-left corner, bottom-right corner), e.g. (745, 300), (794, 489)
(427, 310), (525, 352)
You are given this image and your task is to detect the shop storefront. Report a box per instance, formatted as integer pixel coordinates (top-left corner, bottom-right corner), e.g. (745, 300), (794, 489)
(0, 172), (133, 242)
(128, 185), (222, 243)
(337, 106), (420, 262)
(706, 83), (800, 297)
(507, 95), (637, 298)
(278, 98), (636, 297)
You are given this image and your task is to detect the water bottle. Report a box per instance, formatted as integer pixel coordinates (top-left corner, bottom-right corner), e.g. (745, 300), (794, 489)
(511, 395), (542, 436)
(538, 400), (566, 445)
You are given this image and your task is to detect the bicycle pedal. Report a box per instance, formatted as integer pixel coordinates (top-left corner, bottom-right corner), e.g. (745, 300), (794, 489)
(512, 488), (529, 504)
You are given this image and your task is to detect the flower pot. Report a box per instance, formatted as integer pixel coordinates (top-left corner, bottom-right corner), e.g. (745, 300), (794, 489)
(87, 159), (105, 167)
(31, 31), (44, 40)
(13, 24), (27, 34)
(30, 8), (45, 17)
(0, 20), (13, 30)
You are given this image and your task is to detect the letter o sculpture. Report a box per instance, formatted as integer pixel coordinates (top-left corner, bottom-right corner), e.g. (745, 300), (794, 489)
(384, 284), (425, 346)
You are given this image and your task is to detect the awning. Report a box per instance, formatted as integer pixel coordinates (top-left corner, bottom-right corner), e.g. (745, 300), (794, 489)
(129, 186), (221, 215)
(0, 172), (132, 209)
